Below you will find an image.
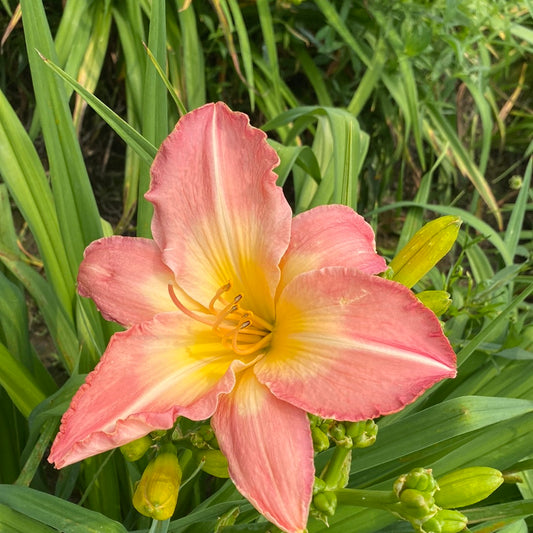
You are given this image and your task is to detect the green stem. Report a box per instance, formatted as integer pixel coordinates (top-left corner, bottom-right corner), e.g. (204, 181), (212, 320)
(321, 446), (350, 489)
(335, 488), (398, 510)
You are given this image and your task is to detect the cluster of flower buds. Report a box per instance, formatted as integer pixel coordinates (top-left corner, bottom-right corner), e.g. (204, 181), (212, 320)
(309, 415), (378, 452)
(120, 422), (232, 522)
(310, 417), (378, 525)
(392, 466), (504, 533)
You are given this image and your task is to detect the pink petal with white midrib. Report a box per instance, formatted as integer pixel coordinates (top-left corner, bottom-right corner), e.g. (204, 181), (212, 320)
(48, 314), (251, 468)
(212, 369), (313, 533)
(147, 103), (292, 320)
(77, 237), (176, 327)
(256, 268), (456, 421)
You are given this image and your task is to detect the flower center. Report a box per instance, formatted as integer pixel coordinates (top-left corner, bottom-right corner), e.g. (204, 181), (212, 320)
(168, 283), (273, 357)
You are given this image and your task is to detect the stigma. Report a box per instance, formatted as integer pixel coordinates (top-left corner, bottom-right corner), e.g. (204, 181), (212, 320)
(168, 282), (273, 357)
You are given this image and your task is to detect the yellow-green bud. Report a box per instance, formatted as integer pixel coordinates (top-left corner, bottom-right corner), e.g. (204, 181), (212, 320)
(313, 491), (337, 517)
(311, 426), (331, 452)
(389, 216), (461, 288)
(422, 509), (468, 533)
(416, 290), (452, 316)
(435, 467), (504, 509)
(196, 449), (230, 478)
(133, 447), (182, 521)
(119, 435), (153, 462)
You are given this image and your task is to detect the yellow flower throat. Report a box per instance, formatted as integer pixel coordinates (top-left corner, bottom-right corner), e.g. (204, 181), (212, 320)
(168, 282), (273, 357)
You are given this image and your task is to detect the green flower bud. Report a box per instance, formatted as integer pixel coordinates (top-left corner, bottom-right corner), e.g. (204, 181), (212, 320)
(416, 290), (452, 316)
(196, 449), (230, 478)
(345, 420), (378, 448)
(329, 422), (347, 443)
(399, 489), (435, 519)
(120, 435), (153, 462)
(394, 468), (437, 497)
(389, 216), (461, 288)
(311, 426), (331, 453)
(313, 491), (337, 517)
(422, 509), (468, 533)
(313, 477), (327, 495)
(133, 447), (182, 521)
(435, 467), (504, 509)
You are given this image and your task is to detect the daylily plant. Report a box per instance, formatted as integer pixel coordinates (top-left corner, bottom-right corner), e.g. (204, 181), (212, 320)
(48, 102), (456, 533)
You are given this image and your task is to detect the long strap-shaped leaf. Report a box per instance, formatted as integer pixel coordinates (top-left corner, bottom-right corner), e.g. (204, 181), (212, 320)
(20, 0), (103, 275)
(0, 90), (73, 311)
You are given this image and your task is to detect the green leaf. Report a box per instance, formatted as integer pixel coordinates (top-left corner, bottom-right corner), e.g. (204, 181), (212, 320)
(0, 503), (56, 533)
(0, 89), (73, 312)
(350, 396), (533, 477)
(39, 55), (157, 166)
(504, 157), (532, 260)
(20, 0), (103, 271)
(425, 103), (502, 230)
(0, 485), (128, 532)
(0, 342), (46, 418)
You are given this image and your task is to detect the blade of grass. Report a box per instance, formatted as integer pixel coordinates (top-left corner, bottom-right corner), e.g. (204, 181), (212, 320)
(0, 342), (47, 418)
(72, 1), (113, 134)
(256, 0), (282, 112)
(226, 0), (256, 109)
(20, 0), (103, 270)
(425, 103), (502, 229)
(137, 0), (168, 238)
(0, 89), (73, 311)
(0, 504), (56, 533)
(504, 157), (532, 259)
(0, 245), (78, 372)
(175, 0), (205, 110)
(0, 484), (128, 532)
(39, 55), (157, 165)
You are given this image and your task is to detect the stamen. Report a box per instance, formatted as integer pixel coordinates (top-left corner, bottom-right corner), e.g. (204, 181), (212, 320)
(168, 285), (214, 327)
(231, 333), (273, 356)
(209, 282), (231, 311)
(212, 303), (239, 330)
(168, 282), (274, 357)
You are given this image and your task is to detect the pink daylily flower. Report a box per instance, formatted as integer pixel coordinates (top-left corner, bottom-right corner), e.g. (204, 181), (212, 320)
(48, 102), (456, 533)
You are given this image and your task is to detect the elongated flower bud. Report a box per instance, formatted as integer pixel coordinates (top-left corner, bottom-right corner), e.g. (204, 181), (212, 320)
(133, 446), (182, 521)
(313, 491), (337, 517)
(196, 449), (230, 478)
(416, 290), (452, 316)
(120, 435), (152, 462)
(389, 216), (461, 288)
(422, 509), (468, 533)
(311, 426), (331, 452)
(435, 467), (504, 509)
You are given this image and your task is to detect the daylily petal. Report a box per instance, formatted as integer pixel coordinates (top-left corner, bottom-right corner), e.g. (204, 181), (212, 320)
(279, 205), (386, 293)
(146, 102), (292, 321)
(212, 369), (313, 533)
(256, 268), (456, 421)
(49, 314), (251, 468)
(78, 237), (176, 327)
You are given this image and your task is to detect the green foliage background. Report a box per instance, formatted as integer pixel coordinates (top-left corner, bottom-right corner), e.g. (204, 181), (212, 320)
(0, 0), (531, 531)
